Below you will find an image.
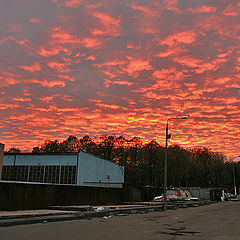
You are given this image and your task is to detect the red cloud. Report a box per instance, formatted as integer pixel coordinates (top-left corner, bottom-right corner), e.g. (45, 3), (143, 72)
(125, 57), (152, 76)
(51, 28), (103, 48)
(160, 30), (197, 46)
(29, 18), (40, 23)
(47, 61), (70, 73)
(52, 0), (83, 8)
(126, 42), (141, 50)
(20, 62), (41, 72)
(30, 79), (66, 88)
(188, 6), (217, 14)
(222, 3), (240, 16)
(164, 0), (181, 14)
(0, 74), (19, 87)
(92, 12), (120, 27)
(1, 0), (240, 157)
(173, 55), (228, 74)
(131, 3), (158, 17)
(152, 67), (183, 81)
(38, 48), (61, 57)
(89, 11), (121, 37)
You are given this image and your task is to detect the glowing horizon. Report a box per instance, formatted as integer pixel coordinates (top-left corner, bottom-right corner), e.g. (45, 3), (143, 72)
(0, 0), (239, 157)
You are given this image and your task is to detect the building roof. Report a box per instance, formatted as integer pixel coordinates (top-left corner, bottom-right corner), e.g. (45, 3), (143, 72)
(4, 152), (78, 155)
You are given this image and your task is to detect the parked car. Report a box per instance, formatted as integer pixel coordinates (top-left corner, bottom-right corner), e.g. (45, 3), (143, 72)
(153, 188), (199, 202)
(153, 194), (181, 201)
(224, 193), (240, 201)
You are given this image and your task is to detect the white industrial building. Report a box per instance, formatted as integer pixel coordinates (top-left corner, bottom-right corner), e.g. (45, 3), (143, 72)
(1, 151), (124, 188)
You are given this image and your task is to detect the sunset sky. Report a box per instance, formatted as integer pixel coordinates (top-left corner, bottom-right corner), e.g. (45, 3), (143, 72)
(0, 0), (239, 157)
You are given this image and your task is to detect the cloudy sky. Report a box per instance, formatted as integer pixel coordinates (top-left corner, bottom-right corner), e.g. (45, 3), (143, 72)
(0, 0), (239, 157)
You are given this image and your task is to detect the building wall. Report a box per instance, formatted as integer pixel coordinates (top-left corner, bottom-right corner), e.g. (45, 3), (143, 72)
(2, 154), (78, 185)
(77, 151), (124, 186)
(0, 181), (123, 210)
(187, 187), (211, 200)
(2, 152), (124, 188)
(3, 153), (77, 166)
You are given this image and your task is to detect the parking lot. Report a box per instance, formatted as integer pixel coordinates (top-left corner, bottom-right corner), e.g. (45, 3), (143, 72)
(0, 201), (239, 240)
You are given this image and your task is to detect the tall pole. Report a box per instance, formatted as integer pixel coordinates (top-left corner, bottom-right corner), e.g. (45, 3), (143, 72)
(232, 162), (237, 195)
(163, 117), (187, 211)
(231, 156), (239, 196)
(163, 121), (169, 211)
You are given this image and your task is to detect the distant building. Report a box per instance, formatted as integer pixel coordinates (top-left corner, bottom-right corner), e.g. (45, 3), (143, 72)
(1, 151), (124, 188)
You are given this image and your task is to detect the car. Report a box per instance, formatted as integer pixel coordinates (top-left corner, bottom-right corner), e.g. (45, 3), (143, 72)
(153, 194), (181, 201)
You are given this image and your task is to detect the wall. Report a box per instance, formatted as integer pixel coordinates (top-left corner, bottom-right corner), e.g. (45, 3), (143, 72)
(2, 153), (78, 185)
(0, 181), (123, 210)
(122, 185), (163, 202)
(77, 151), (124, 186)
(0, 143), (4, 179)
(187, 187), (211, 200)
(3, 153), (78, 166)
(3, 152), (124, 188)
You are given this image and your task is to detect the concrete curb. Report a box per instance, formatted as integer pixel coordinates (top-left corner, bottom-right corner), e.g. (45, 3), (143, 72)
(0, 201), (215, 227)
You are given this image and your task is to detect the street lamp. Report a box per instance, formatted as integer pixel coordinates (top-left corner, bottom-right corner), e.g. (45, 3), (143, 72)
(232, 156), (240, 196)
(163, 117), (187, 211)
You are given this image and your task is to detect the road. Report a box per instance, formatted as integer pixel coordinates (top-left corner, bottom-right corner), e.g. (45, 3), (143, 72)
(0, 201), (240, 240)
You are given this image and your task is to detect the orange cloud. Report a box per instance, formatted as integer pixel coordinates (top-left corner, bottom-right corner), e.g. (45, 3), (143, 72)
(101, 60), (126, 67)
(0, 36), (29, 46)
(92, 12), (120, 27)
(52, 0), (83, 8)
(173, 55), (228, 74)
(0, 75), (19, 87)
(47, 61), (70, 73)
(126, 42), (141, 50)
(29, 18), (40, 23)
(164, 0), (181, 14)
(1, 0), (240, 157)
(104, 79), (134, 88)
(12, 97), (31, 102)
(20, 62), (42, 72)
(86, 55), (96, 61)
(51, 28), (102, 48)
(156, 47), (185, 58)
(38, 48), (61, 57)
(160, 30), (197, 46)
(188, 6), (217, 14)
(96, 103), (128, 111)
(88, 11), (121, 37)
(213, 77), (231, 85)
(30, 79), (66, 88)
(152, 67), (183, 81)
(125, 57), (152, 76)
(222, 3), (240, 16)
(131, 3), (158, 17)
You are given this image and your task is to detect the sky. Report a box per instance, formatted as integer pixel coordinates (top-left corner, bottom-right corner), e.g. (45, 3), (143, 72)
(0, 0), (239, 157)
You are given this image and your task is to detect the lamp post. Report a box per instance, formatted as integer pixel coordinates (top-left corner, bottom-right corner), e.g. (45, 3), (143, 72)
(232, 156), (240, 196)
(163, 117), (187, 211)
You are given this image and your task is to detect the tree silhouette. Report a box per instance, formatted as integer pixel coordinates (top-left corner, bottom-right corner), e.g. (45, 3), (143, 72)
(30, 134), (236, 189)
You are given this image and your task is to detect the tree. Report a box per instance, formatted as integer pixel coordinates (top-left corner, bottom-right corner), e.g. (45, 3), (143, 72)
(37, 140), (60, 153)
(7, 148), (21, 153)
(168, 145), (190, 187)
(30, 135), (232, 188)
(60, 135), (80, 152)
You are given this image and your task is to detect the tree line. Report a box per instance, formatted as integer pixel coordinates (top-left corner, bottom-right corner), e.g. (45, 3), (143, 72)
(7, 135), (239, 190)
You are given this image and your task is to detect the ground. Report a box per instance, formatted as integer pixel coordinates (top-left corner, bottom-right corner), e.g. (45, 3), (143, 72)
(0, 201), (239, 240)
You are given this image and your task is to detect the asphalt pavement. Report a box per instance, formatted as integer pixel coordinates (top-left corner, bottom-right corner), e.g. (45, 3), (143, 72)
(0, 201), (239, 240)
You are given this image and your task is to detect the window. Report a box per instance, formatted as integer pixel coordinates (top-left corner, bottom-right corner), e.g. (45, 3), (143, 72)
(1, 165), (76, 185)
